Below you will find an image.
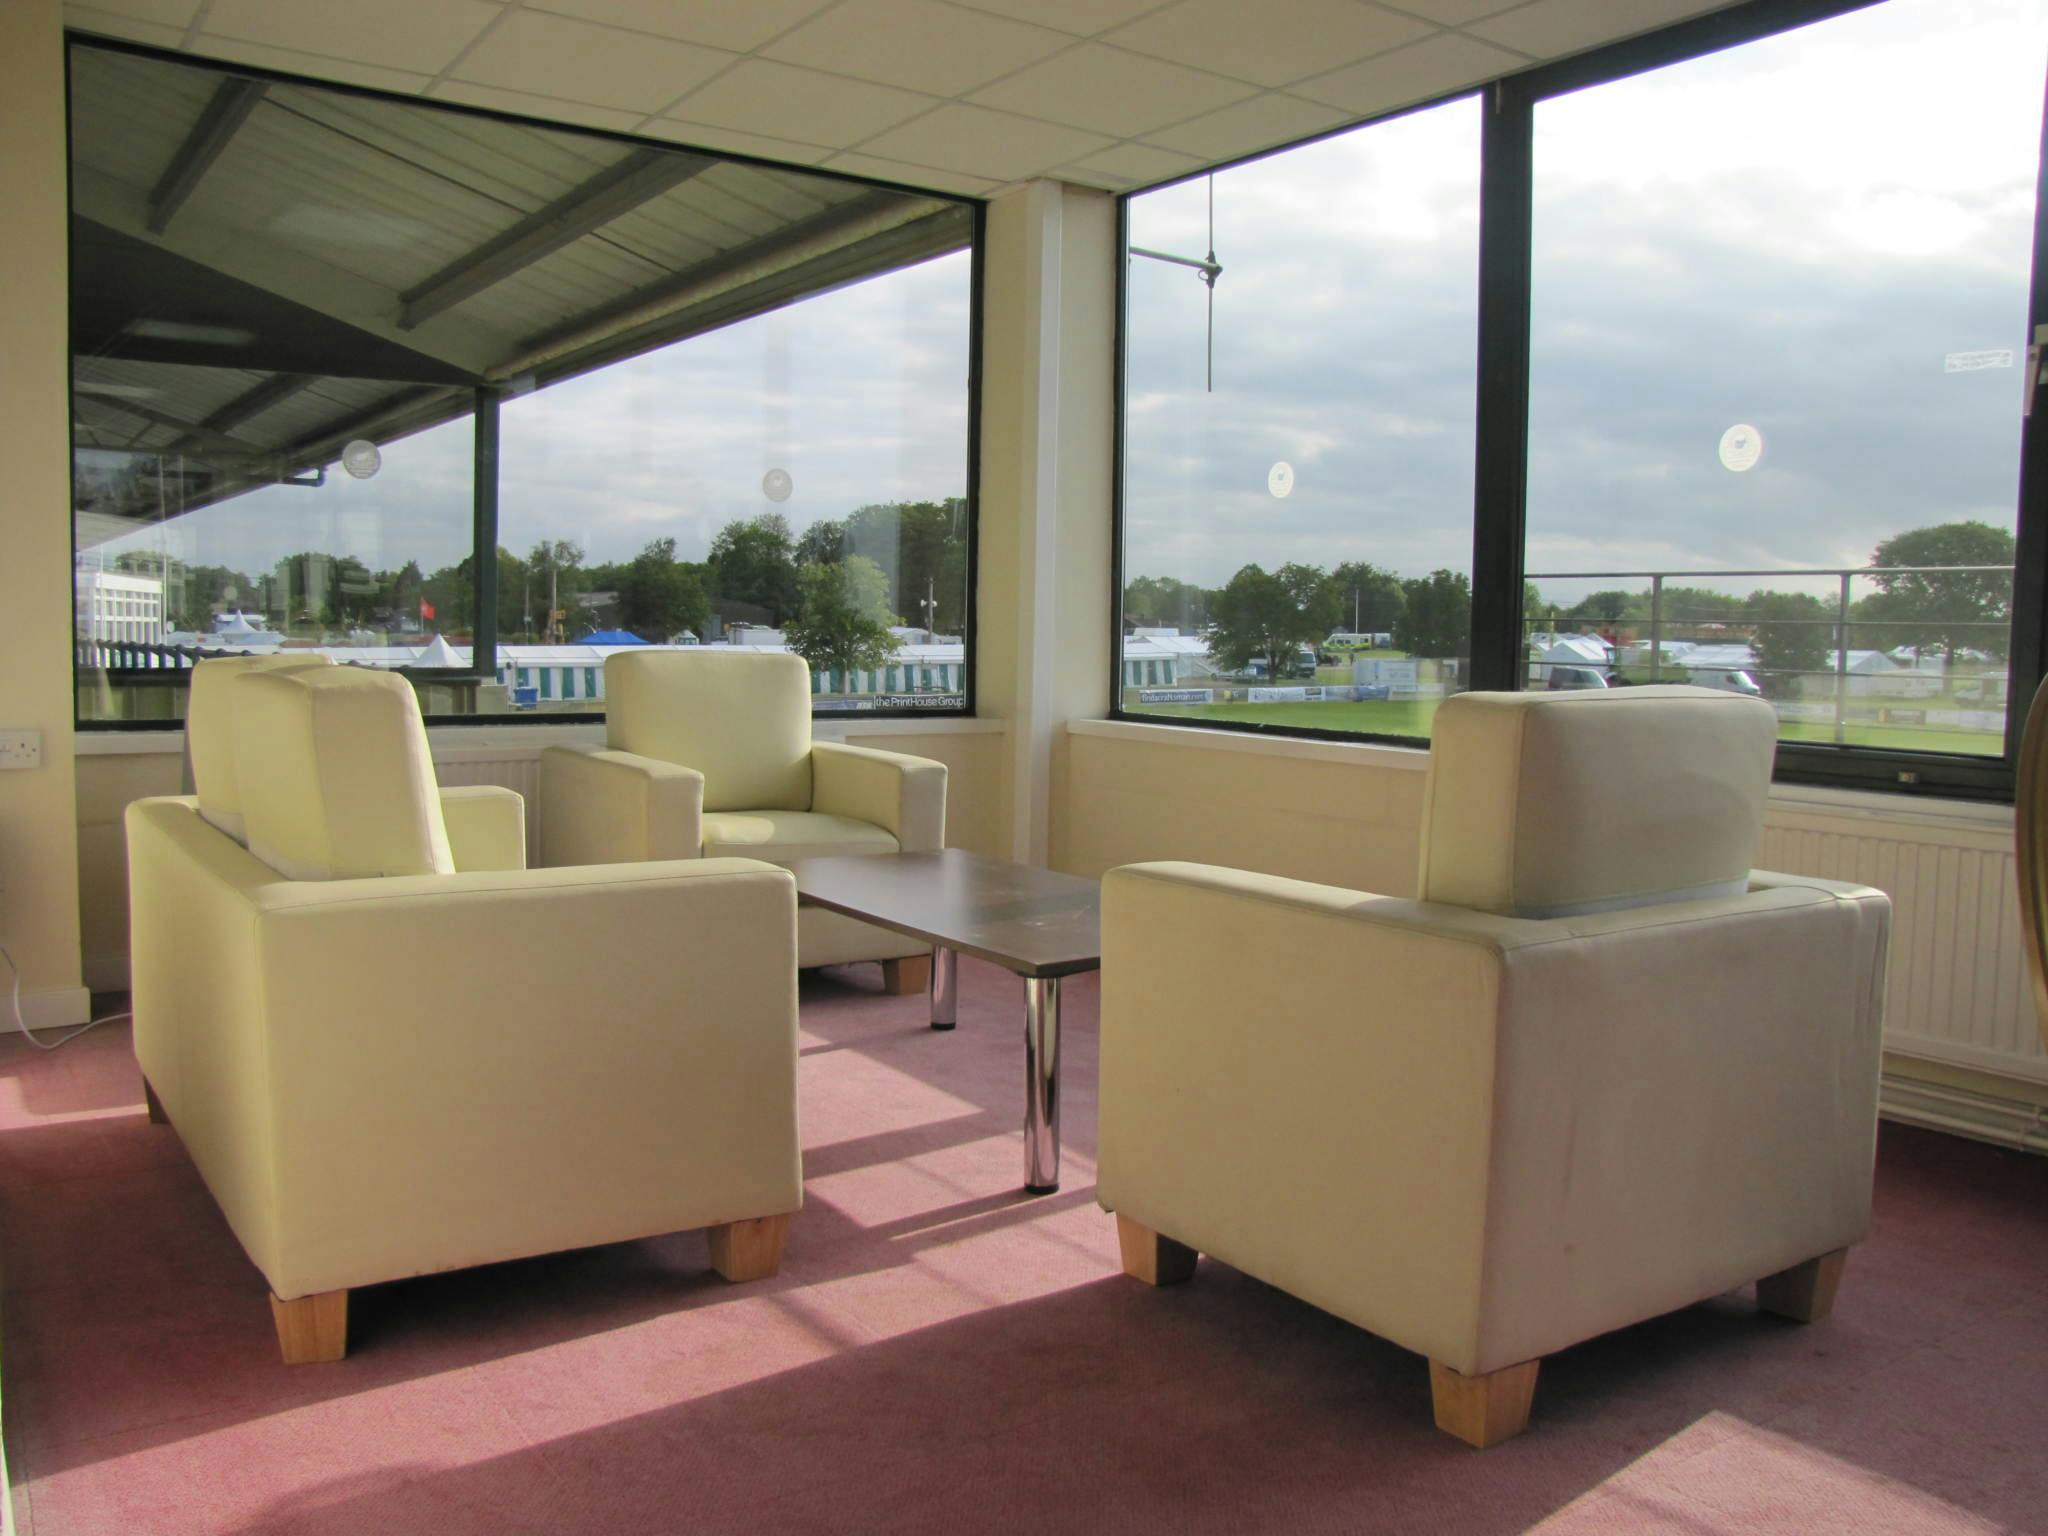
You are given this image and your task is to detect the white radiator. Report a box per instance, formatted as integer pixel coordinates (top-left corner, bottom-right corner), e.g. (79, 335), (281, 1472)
(1762, 793), (2047, 1086)
(432, 746), (546, 852)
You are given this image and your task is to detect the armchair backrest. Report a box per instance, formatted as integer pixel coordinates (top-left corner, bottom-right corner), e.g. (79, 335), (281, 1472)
(1418, 686), (1776, 918)
(234, 666), (455, 880)
(604, 650), (813, 812)
(187, 652), (335, 844)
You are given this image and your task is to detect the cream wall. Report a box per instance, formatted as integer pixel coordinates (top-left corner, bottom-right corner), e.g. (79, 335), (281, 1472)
(0, 0), (88, 1029)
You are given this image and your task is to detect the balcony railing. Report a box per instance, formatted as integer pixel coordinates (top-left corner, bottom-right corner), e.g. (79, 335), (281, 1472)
(1526, 563), (2015, 752)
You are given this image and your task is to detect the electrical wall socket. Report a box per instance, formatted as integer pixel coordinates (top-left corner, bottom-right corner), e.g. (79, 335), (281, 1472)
(0, 729), (43, 770)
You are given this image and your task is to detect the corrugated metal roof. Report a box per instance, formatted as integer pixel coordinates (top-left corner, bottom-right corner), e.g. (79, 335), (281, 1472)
(69, 39), (969, 541)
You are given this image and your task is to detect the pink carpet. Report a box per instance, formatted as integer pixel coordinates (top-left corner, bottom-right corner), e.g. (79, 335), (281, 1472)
(2, 962), (2044, 1535)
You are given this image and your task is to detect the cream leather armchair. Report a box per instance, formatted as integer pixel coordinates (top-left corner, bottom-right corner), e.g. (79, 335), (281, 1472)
(1097, 687), (1891, 1448)
(131, 664), (802, 1364)
(538, 650), (947, 989)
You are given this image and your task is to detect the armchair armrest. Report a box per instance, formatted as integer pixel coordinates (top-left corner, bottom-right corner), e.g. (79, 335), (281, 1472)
(437, 784), (527, 872)
(537, 744), (702, 867)
(1097, 860), (1890, 1376)
(810, 741), (946, 851)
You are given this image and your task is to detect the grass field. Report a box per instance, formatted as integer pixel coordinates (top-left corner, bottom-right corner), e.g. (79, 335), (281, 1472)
(1129, 697), (2004, 756)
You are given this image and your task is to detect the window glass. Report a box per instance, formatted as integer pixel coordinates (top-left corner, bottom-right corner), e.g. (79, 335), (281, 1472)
(1524, 0), (2047, 758)
(495, 252), (973, 717)
(68, 42), (975, 725)
(1121, 96), (1481, 739)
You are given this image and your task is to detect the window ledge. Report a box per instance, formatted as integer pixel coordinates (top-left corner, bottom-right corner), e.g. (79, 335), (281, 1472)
(73, 716), (1006, 761)
(1067, 716), (1430, 771)
(1066, 716), (2015, 832)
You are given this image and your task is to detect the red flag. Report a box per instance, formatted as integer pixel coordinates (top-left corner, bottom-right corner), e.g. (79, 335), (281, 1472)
(420, 599), (436, 621)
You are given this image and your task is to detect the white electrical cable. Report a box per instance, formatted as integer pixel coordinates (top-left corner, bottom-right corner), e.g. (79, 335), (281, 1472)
(0, 942), (128, 1050)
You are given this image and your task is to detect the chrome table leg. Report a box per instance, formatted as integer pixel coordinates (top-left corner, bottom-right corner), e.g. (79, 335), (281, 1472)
(1023, 975), (1060, 1194)
(930, 945), (958, 1031)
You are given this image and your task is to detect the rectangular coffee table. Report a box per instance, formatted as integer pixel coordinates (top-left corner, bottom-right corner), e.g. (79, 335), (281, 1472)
(786, 849), (1100, 1194)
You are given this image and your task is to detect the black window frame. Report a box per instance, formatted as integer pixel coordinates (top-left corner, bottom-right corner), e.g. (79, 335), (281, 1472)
(1110, 0), (2048, 802)
(66, 31), (985, 733)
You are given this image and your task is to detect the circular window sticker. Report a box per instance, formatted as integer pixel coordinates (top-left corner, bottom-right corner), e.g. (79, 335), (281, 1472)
(340, 439), (382, 480)
(762, 468), (793, 502)
(1267, 461), (1295, 499)
(1718, 424), (1763, 473)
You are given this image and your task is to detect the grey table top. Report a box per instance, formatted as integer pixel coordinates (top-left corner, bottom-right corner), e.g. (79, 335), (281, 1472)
(786, 849), (1102, 980)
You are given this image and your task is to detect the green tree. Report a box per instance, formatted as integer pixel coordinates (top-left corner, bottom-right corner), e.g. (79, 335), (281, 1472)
(1124, 575), (1215, 633)
(842, 500), (968, 633)
(1394, 569), (1471, 661)
(617, 537), (708, 641)
(527, 539), (584, 642)
(709, 513), (800, 623)
(795, 519), (846, 567)
(786, 555), (899, 677)
(1327, 561), (1406, 638)
(1747, 590), (1832, 698)
(1207, 562), (1338, 680)
(1867, 520), (2016, 667)
(1563, 588), (1643, 631)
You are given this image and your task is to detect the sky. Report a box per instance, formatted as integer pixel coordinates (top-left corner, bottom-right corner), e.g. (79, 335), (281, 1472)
(1123, 0), (2047, 608)
(90, 0), (2046, 622)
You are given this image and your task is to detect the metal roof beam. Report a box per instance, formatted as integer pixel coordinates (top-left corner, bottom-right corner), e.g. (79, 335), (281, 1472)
(147, 78), (268, 235)
(198, 372), (316, 434)
(88, 395), (263, 457)
(398, 148), (713, 331)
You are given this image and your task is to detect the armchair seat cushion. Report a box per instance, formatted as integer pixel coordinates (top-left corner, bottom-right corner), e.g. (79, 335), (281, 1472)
(702, 810), (899, 865)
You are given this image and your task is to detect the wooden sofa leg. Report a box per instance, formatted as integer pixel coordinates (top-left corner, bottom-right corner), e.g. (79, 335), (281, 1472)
(143, 1079), (169, 1125)
(1430, 1358), (1540, 1449)
(707, 1214), (792, 1282)
(271, 1289), (348, 1364)
(1756, 1248), (1848, 1323)
(881, 956), (931, 996)
(1116, 1214), (1198, 1286)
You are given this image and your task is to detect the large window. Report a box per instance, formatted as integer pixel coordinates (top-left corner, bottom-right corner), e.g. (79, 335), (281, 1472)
(1121, 96), (1479, 738)
(1115, 0), (2048, 798)
(69, 40), (978, 726)
(1524, 0), (2045, 769)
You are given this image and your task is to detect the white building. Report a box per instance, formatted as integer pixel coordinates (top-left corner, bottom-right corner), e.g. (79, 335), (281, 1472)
(75, 569), (164, 646)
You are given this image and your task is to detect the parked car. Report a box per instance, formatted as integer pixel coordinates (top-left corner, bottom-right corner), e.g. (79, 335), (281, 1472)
(1546, 665), (1610, 691)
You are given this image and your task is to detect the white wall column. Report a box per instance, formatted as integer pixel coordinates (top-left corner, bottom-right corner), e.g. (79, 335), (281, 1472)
(976, 181), (1117, 867)
(0, 0), (88, 1027)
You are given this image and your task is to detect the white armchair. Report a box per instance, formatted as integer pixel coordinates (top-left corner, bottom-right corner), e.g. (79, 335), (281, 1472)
(538, 650), (947, 989)
(131, 664), (802, 1364)
(1096, 686), (1891, 1447)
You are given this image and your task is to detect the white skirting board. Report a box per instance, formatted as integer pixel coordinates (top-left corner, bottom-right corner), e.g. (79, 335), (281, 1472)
(12, 985), (91, 1032)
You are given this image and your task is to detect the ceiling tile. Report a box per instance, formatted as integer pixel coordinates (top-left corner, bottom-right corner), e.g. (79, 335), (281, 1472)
(186, 37), (437, 93)
(64, 5), (188, 48)
(1059, 140), (1207, 189)
(1103, 0), (1432, 88)
(522, 0), (833, 54)
(1376, 0), (1524, 23)
(763, 0), (1073, 96)
(822, 151), (999, 197)
(1292, 31), (1526, 114)
(948, 0), (1170, 35)
(451, 9), (736, 114)
(1140, 91), (1350, 160)
(668, 60), (938, 147)
(643, 119), (834, 165)
(429, 79), (651, 131)
(970, 44), (1257, 139)
(199, 0), (502, 76)
(859, 103), (1112, 183)
(1467, 0), (1725, 60)
(67, 0), (199, 29)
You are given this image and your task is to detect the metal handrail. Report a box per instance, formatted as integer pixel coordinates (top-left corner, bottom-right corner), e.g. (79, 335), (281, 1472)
(1525, 562), (2017, 746)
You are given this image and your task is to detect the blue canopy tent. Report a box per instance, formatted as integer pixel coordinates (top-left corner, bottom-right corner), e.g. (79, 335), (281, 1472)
(578, 629), (647, 646)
